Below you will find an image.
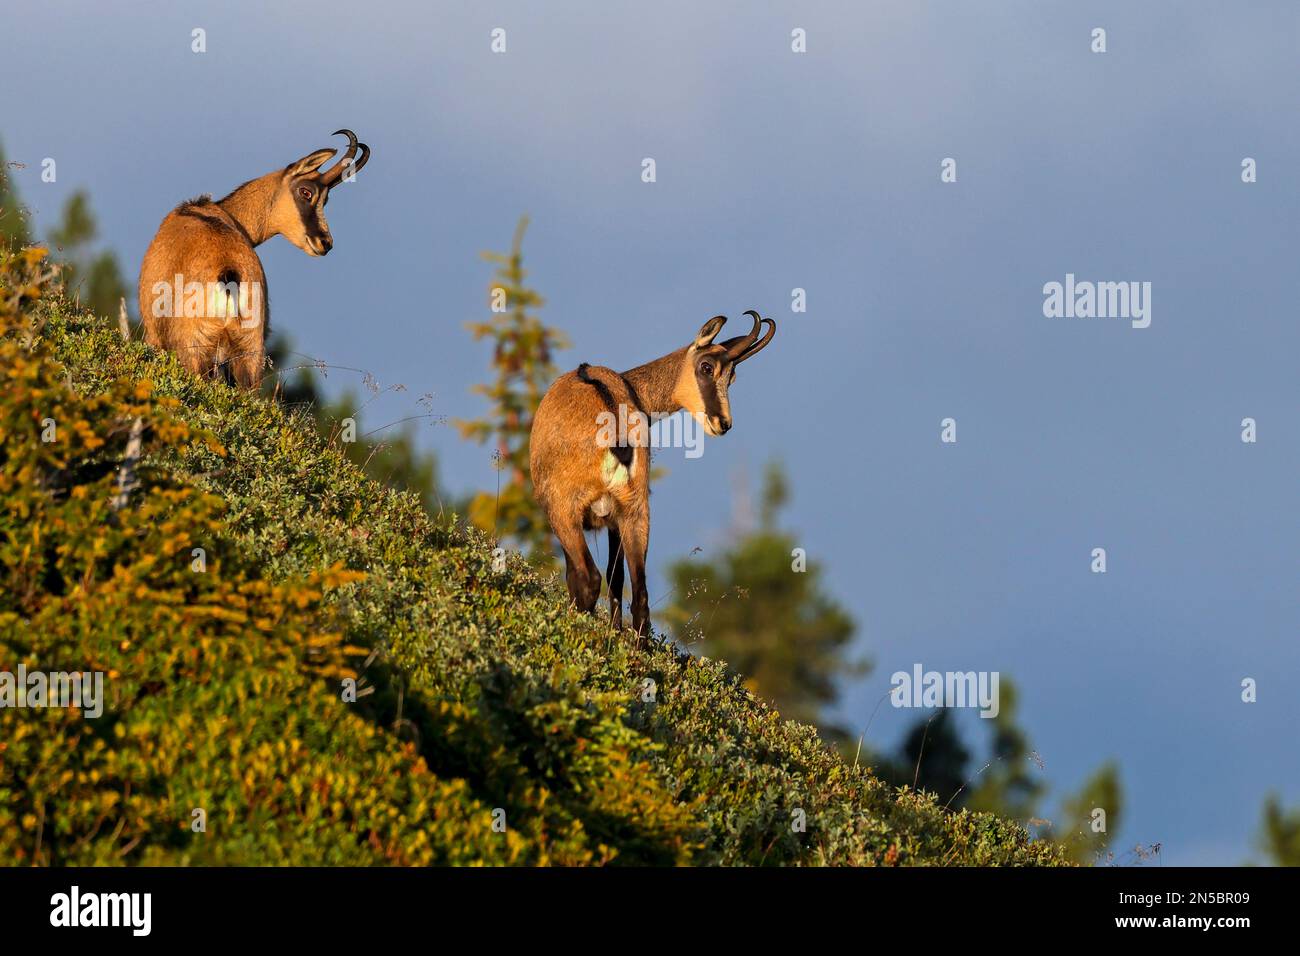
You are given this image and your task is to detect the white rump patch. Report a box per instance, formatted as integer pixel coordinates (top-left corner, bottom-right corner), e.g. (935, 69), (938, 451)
(601, 450), (631, 487)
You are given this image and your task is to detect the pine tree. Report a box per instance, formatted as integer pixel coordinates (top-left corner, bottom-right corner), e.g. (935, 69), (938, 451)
(1258, 795), (1300, 866)
(962, 680), (1046, 821)
(891, 709), (970, 806)
(658, 460), (864, 739)
(0, 144), (32, 250)
(884, 678), (1126, 863)
(1049, 762), (1122, 863)
(457, 216), (568, 560)
(0, 145), (126, 319)
(47, 190), (128, 321)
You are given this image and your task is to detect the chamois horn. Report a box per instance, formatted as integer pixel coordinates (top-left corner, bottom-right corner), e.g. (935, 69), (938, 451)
(319, 128), (370, 186)
(722, 310), (775, 363)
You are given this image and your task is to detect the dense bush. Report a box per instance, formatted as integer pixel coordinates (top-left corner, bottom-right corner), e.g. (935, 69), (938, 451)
(1, 248), (1069, 865)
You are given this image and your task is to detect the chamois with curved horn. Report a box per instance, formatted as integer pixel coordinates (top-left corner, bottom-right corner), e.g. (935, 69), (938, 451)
(137, 129), (371, 388)
(530, 310), (777, 636)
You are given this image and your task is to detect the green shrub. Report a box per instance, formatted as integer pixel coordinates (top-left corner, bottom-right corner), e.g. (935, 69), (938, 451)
(2, 248), (1070, 865)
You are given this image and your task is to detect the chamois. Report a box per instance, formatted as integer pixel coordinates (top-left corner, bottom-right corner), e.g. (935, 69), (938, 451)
(137, 129), (370, 389)
(530, 311), (777, 637)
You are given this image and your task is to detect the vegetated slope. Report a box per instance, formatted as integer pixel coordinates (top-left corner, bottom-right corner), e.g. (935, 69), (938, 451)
(2, 263), (1069, 865)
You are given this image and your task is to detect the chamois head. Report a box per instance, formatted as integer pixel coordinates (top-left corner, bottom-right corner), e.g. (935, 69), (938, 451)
(677, 310), (776, 436)
(272, 129), (371, 257)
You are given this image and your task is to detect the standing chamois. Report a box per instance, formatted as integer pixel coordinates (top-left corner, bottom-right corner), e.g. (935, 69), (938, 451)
(137, 129), (370, 389)
(530, 311), (777, 637)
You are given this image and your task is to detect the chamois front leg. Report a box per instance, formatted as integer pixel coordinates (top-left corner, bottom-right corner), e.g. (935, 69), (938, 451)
(606, 526), (625, 630)
(554, 510), (602, 614)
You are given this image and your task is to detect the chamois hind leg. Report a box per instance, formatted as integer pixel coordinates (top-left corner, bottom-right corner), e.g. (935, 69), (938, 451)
(606, 526), (625, 631)
(228, 341), (265, 391)
(173, 338), (213, 380)
(617, 507), (650, 638)
(553, 511), (601, 614)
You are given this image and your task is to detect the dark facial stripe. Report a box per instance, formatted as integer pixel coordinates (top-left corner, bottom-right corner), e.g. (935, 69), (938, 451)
(696, 364), (725, 420)
(292, 185), (327, 240)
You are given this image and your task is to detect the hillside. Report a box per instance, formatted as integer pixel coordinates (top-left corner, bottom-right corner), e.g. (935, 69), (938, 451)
(0, 251), (1070, 865)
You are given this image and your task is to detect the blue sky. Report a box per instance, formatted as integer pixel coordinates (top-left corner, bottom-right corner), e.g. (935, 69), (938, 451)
(4, 1), (1297, 864)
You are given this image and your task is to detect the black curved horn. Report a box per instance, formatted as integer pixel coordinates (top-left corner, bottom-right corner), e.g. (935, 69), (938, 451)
(722, 310), (764, 360)
(320, 129), (370, 185)
(732, 316), (775, 364)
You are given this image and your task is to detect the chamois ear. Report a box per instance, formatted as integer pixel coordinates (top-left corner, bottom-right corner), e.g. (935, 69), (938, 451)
(694, 315), (728, 349)
(286, 148), (337, 178)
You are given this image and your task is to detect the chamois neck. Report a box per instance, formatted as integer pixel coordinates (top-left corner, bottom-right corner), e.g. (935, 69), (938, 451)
(622, 347), (688, 415)
(217, 173), (279, 246)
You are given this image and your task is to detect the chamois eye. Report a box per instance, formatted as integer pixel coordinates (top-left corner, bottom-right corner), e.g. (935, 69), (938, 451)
(700, 361), (713, 375)
(298, 186), (313, 201)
